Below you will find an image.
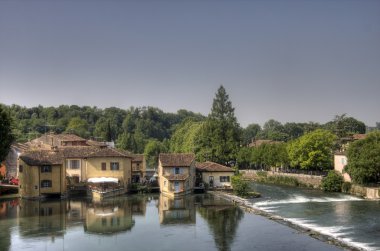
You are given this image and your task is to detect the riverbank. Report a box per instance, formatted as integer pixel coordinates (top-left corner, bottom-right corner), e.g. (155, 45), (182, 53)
(209, 190), (364, 251)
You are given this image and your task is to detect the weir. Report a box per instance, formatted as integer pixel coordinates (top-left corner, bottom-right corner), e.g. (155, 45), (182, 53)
(249, 182), (380, 251)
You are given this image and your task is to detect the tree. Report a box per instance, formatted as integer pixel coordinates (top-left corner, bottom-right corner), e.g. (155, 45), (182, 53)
(144, 139), (168, 168)
(0, 105), (14, 161)
(259, 119), (288, 141)
(170, 119), (203, 153)
(287, 129), (336, 171)
(345, 131), (380, 184)
(242, 123), (261, 145)
(198, 86), (242, 164)
(321, 170), (343, 192)
(325, 114), (366, 138)
(250, 143), (289, 170)
(65, 117), (90, 138)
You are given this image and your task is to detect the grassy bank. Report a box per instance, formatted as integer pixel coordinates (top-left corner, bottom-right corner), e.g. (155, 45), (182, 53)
(254, 171), (309, 187)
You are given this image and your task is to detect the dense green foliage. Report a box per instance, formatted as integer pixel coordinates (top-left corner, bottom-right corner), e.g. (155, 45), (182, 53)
(324, 114), (366, 138)
(3, 104), (205, 154)
(287, 129), (336, 171)
(345, 131), (380, 184)
(255, 171), (301, 187)
(321, 171), (344, 192)
(0, 105), (14, 161)
(144, 139), (169, 168)
(196, 86), (241, 164)
(170, 118), (204, 153)
(231, 175), (249, 197)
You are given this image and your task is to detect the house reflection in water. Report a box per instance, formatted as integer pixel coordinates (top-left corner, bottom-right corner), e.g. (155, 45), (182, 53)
(197, 194), (244, 251)
(159, 194), (195, 225)
(18, 199), (67, 239)
(0, 199), (19, 251)
(84, 198), (135, 235)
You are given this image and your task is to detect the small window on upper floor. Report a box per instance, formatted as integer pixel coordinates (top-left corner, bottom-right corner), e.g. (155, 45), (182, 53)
(111, 162), (119, 171)
(41, 165), (52, 173)
(174, 167), (180, 174)
(101, 162), (107, 171)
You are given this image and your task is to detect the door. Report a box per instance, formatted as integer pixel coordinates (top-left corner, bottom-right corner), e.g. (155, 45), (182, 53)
(174, 181), (180, 192)
(209, 176), (214, 188)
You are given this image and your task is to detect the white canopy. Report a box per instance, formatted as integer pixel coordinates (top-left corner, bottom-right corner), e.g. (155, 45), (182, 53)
(87, 177), (119, 183)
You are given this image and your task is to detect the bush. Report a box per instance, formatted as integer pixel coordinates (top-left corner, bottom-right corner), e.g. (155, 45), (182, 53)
(231, 175), (249, 197)
(341, 182), (352, 193)
(321, 171), (343, 192)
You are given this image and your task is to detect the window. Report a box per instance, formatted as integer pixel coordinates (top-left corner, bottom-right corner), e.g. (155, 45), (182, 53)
(174, 167), (180, 174)
(41, 180), (52, 188)
(41, 165), (52, 173)
(19, 165), (23, 173)
(220, 176), (230, 182)
(341, 158), (346, 165)
(101, 162), (107, 171)
(111, 162), (119, 171)
(164, 180), (167, 187)
(68, 160), (80, 169)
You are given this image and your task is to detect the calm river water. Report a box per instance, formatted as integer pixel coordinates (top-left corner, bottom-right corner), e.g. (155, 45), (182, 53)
(0, 193), (341, 251)
(250, 183), (380, 251)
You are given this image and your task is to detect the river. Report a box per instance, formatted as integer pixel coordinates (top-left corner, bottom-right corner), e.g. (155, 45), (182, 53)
(249, 183), (380, 251)
(0, 193), (342, 251)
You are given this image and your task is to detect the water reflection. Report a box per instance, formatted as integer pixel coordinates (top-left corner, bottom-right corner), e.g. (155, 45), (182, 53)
(0, 194), (244, 251)
(84, 198), (135, 235)
(18, 199), (66, 238)
(0, 199), (18, 251)
(197, 194), (244, 251)
(159, 194), (196, 225)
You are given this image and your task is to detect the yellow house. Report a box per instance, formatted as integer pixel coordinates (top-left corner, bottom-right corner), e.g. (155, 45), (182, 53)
(19, 150), (66, 198)
(131, 154), (146, 183)
(19, 147), (132, 198)
(84, 198), (134, 235)
(158, 153), (195, 198)
(196, 161), (235, 189)
(158, 194), (195, 225)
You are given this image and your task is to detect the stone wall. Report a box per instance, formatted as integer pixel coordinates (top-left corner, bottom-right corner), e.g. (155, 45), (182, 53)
(350, 185), (380, 199)
(240, 170), (323, 188)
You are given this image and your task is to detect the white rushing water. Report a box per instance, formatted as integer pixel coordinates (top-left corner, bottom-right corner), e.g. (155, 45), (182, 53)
(249, 183), (380, 251)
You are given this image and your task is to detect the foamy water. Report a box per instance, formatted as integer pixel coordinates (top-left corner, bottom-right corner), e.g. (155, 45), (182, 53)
(249, 183), (380, 251)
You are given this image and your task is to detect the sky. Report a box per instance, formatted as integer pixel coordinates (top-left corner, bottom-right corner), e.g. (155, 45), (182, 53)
(0, 0), (379, 127)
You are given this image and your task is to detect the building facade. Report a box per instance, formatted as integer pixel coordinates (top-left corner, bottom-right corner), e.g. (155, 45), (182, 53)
(196, 161), (235, 189)
(158, 153), (195, 197)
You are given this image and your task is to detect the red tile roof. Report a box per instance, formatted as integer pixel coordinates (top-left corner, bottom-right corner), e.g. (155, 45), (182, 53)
(132, 154), (144, 162)
(20, 150), (64, 166)
(196, 161), (234, 172)
(159, 153), (195, 167)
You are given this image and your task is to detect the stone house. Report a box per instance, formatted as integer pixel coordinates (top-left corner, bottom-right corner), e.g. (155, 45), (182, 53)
(131, 154), (146, 183)
(158, 153), (195, 198)
(196, 161), (235, 189)
(19, 147), (132, 198)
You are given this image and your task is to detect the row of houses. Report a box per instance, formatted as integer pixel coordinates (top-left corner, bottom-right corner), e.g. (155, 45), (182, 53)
(9, 133), (235, 199)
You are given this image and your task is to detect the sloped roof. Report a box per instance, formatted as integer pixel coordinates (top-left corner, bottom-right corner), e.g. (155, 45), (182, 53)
(132, 154), (144, 162)
(352, 134), (367, 140)
(196, 161), (234, 172)
(86, 148), (131, 158)
(20, 150), (64, 166)
(159, 153), (195, 167)
(61, 146), (101, 158)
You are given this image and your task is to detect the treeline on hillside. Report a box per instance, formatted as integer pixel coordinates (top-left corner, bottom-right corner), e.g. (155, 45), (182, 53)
(0, 87), (373, 173)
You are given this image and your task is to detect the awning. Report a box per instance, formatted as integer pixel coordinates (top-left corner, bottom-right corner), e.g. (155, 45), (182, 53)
(87, 177), (119, 183)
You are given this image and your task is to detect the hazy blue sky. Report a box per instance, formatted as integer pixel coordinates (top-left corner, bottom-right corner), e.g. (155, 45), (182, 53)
(0, 0), (379, 127)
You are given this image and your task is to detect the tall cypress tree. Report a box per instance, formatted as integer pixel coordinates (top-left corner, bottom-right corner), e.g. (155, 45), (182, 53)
(199, 86), (241, 164)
